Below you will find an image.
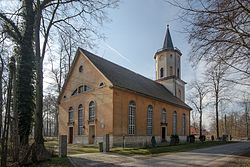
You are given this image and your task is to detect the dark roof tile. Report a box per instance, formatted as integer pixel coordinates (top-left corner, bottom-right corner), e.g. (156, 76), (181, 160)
(80, 48), (191, 110)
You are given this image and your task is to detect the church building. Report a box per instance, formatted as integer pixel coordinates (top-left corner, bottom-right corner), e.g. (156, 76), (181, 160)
(58, 26), (191, 146)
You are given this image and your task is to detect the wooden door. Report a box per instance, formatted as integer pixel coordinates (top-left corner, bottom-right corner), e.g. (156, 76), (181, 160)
(89, 125), (95, 144)
(69, 127), (73, 144)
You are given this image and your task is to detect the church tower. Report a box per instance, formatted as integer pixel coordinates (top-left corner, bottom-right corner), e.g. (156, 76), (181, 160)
(154, 25), (186, 101)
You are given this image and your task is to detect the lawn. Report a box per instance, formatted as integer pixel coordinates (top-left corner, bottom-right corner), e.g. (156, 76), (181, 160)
(111, 141), (236, 155)
(30, 156), (73, 167)
(45, 138), (99, 155)
(45, 138), (236, 156)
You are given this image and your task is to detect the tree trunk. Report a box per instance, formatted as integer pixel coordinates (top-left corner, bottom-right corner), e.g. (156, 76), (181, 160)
(17, 0), (35, 146)
(1, 57), (15, 167)
(12, 57), (19, 162)
(32, 5), (50, 162)
(215, 93), (219, 139)
(0, 56), (3, 138)
(199, 97), (202, 137)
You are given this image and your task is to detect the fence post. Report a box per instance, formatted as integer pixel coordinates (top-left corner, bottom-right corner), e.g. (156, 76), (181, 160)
(59, 135), (67, 157)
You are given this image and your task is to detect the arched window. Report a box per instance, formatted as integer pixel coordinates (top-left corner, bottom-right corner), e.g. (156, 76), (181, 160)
(160, 68), (164, 78)
(68, 107), (74, 124)
(161, 108), (167, 124)
(128, 101), (136, 135)
(177, 68), (180, 78)
(182, 114), (186, 135)
(147, 105), (153, 135)
(89, 101), (95, 122)
(173, 111), (177, 135)
(78, 104), (84, 135)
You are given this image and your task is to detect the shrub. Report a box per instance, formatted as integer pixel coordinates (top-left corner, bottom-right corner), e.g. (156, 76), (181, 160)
(199, 135), (206, 142)
(170, 134), (179, 145)
(187, 135), (195, 143)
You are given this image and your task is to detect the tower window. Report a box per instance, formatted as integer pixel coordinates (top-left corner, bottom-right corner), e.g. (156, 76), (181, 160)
(170, 66), (173, 76)
(177, 68), (180, 78)
(160, 68), (164, 78)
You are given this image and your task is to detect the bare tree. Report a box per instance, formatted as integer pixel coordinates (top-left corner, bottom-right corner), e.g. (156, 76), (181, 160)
(206, 63), (232, 138)
(168, 0), (250, 85)
(1, 57), (15, 167)
(0, 0), (119, 163)
(188, 79), (209, 137)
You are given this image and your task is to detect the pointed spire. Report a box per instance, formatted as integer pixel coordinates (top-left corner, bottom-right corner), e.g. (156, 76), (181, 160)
(163, 25), (174, 50)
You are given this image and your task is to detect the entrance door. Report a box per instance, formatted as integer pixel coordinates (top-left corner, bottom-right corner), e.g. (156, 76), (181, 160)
(69, 127), (73, 144)
(161, 127), (166, 140)
(89, 125), (95, 144)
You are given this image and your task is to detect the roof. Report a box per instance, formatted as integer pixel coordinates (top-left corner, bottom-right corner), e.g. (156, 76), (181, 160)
(163, 25), (174, 50)
(79, 48), (191, 110)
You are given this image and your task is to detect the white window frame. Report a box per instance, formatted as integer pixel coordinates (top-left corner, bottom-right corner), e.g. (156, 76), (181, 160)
(128, 101), (136, 135)
(173, 111), (177, 135)
(182, 114), (186, 136)
(161, 109), (167, 124)
(147, 105), (153, 135)
(78, 104), (84, 135)
(69, 107), (74, 123)
(89, 101), (95, 122)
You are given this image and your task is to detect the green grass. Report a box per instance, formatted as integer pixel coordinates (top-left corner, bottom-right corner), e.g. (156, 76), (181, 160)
(45, 139), (99, 155)
(111, 141), (236, 155)
(30, 156), (73, 167)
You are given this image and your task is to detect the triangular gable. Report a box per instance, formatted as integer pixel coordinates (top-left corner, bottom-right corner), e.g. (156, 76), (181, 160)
(58, 48), (113, 103)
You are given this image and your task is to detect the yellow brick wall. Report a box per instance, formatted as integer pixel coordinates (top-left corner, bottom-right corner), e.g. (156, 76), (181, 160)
(113, 88), (190, 137)
(58, 52), (113, 139)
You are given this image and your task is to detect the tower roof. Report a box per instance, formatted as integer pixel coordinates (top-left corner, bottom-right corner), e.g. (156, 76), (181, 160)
(163, 25), (174, 50)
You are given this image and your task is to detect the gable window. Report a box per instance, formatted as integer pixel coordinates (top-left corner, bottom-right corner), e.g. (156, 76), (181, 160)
(173, 111), (177, 135)
(77, 85), (92, 93)
(147, 105), (153, 135)
(79, 65), (83, 72)
(160, 68), (164, 78)
(161, 108), (167, 124)
(89, 101), (95, 123)
(78, 86), (84, 93)
(182, 114), (186, 136)
(71, 89), (77, 96)
(68, 107), (74, 124)
(128, 101), (136, 135)
(99, 82), (105, 87)
(170, 66), (173, 76)
(84, 85), (91, 91)
(78, 104), (84, 135)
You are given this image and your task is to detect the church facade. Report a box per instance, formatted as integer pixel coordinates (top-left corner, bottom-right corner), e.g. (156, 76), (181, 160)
(58, 27), (191, 146)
